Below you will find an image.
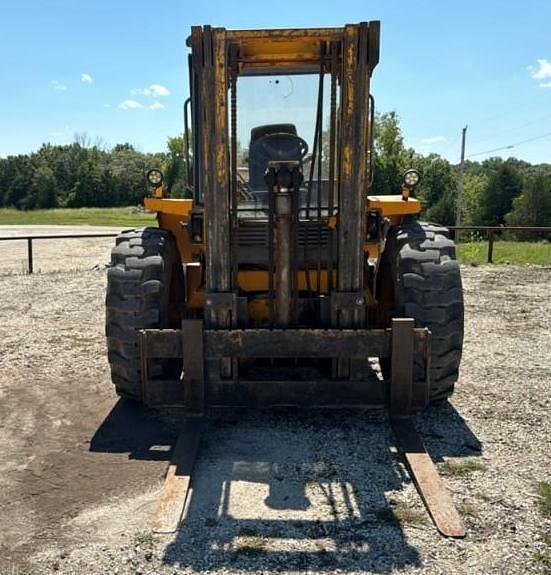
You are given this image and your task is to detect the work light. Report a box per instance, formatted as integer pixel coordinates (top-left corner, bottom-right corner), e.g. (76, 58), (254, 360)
(146, 168), (164, 186)
(403, 169), (420, 188)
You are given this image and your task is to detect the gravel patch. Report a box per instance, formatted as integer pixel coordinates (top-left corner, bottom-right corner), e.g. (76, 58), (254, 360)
(0, 264), (549, 574)
(0, 225), (123, 274)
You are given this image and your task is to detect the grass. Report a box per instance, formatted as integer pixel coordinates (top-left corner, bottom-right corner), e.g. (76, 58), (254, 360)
(532, 483), (551, 571)
(375, 504), (427, 526)
(457, 240), (551, 266)
(457, 503), (479, 518)
(234, 535), (266, 556)
(441, 458), (487, 477)
(538, 482), (551, 518)
(0, 207), (156, 227)
(533, 550), (550, 569)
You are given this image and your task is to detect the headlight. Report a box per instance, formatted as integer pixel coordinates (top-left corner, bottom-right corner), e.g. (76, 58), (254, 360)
(403, 169), (420, 188)
(146, 168), (164, 186)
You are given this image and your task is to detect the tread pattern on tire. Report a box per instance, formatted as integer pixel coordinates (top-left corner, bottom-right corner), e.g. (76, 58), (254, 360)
(381, 221), (464, 402)
(105, 228), (182, 401)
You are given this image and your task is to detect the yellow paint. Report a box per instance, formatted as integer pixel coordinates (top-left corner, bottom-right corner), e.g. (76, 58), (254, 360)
(185, 264), (204, 308)
(144, 197), (193, 216)
(144, 198), (200, 263)
(237, 269), (335, 293)
(367, 195), (421, 216)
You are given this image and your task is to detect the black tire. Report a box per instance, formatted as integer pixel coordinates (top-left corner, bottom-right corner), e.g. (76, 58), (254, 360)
(377, 221), (464, 402)
(105, 228), (184, 401)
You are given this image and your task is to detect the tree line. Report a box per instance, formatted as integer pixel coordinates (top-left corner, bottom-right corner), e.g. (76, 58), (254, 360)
(371, 112), (551, 235)
(1, 115), (550, 235)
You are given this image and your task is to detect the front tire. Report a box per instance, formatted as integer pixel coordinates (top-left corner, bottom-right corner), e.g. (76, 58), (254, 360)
(105, 228), (184, 402)
(377, 222), (464, 402)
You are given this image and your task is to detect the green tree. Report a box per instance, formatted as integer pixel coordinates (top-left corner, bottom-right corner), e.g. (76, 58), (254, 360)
(506, 172), (551, 238)
(461, 173), (488, 225)
(32, 164), (57, 208)
(473, 161), (523, 225)
(371, 111), (407, 195)
(162, 133), (194, 198)
(67, 159), (103, 207)
(416, 154), (457, 224)
(5, 156), (34, 209)
(163, 136), (185, 197)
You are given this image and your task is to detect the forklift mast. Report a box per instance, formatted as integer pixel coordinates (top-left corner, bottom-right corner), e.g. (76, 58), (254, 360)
(187, 23), (380, 331)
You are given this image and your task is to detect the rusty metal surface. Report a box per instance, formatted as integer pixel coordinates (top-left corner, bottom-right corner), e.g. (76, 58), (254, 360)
(392, 417), (466, 538)
(139, 326), (429, 362)
(152, 419), (204, 533)
(182, 320), (205, 413)
(139, 323), (430, 410)
(205, 328), (392, 358)
(390, 318), (415, 416)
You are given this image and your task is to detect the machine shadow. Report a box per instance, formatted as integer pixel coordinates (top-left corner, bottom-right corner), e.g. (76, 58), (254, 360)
(161, 402), (481, 573)
(89, 399), (183, 461)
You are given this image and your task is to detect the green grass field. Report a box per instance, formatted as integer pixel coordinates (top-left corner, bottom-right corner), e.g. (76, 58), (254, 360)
(457, 240), (550, 266)
(0, 207), (156, 227)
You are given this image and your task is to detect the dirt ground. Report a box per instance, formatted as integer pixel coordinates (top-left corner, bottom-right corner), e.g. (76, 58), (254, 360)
(0, 233), (549, 574)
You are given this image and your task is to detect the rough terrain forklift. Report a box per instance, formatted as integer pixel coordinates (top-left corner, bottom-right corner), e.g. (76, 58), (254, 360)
(105, 23), (465, 536)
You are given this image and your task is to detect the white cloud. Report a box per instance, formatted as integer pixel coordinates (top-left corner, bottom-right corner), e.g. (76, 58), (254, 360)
(149, 100), (165, 110)
(421, 135), (447, 145)
(530, 59), (551, 79)
(529, 59), (551, 87)
(131, 83), (170, 97)
(118, 99), (143, 110)
(51, 80), (67, 91)
(149, 84), (170, 97)
(81, 73), (93, 84)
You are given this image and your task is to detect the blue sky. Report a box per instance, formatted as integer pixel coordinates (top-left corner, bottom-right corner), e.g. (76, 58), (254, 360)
(2, 0), (550, 164)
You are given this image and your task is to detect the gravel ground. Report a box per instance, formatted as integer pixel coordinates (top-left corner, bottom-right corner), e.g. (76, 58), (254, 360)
(0, 255), (549, 574)
(0, 225), (123, 274)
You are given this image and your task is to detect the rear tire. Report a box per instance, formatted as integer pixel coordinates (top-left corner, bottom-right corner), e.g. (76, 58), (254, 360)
(105, 228), (184, 402)
(377, 221), (464, 402)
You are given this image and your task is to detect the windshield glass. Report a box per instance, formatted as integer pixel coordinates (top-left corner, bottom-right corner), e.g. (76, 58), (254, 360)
(234, 74), (334, 215)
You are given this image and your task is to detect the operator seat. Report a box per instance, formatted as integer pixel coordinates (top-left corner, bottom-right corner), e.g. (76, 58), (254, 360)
(248, 123), (303, 190)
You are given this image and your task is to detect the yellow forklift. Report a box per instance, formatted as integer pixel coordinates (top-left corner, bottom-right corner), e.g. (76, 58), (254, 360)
(105, 23), (465, 537)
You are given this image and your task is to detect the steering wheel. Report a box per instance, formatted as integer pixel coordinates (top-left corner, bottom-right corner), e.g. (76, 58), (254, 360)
(251, 132), (309, 166)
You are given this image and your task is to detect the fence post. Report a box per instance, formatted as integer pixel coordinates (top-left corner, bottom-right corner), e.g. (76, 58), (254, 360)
(27, 238), (33, 274)
(487, 230), (494, 264)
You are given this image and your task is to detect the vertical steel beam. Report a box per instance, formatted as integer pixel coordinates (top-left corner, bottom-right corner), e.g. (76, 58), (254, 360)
(190, 27), (204, 204)
(273, 188), (294, 327)
(336, 23), (374, 327)
(202, 28), (231, 305)
(193, 27), (233, 381)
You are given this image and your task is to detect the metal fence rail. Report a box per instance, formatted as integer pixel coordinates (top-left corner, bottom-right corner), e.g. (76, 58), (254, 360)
(0, 226), (549, 273)
(448, 226), (551, 263)
(0, 233), (118, 274)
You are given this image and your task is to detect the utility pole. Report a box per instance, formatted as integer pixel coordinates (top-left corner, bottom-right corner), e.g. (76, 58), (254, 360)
(455, 125), (468, 239)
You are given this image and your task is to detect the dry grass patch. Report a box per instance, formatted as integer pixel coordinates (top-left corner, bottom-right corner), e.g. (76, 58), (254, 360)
(457, 503), (479, 518)
(233, 526), (267, 556)
(537, 482), (551, 518)
(234, 535), (267, 556)
(375, 504), (427, 527)
(441, 458), (487, 477)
